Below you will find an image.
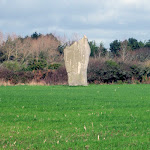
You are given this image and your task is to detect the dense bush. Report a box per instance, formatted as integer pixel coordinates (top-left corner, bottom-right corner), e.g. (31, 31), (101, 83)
(0, 65), (67, 85)
(26, 59), (47, 71)
(0, 51), (6, 63)
(45, 67), (67, 84)
(0, 67), (34, 84)
(88, 60), (130, 83)
(0, 67), (13, 81)
(0, 60), (150, 85)
(88, 59), (150, 84)
(48, 63), (61, 70)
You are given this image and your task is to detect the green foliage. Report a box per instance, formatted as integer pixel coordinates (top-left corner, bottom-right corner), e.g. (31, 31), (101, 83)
(102, 60), (129, 83)
(110, 40), (121, 56)
(58, 44), (67, 54)
(31, 32), (41, 39)
(99, 42), (107, 57)
(130, 65), (150, 81)
(145, 40), (150, 47)
(100, 47), (107, 57)
(88, 60), (131, 83)
(105, 60), (119, 68)
(89, 41), (107, 57)
(26, 59), (47, 71)
(128, 38), (141, 50)
(0, 85), (150, 149)
(48, 63), (61, 70)
(138, 41), (145, 48)
(89, 41), (99, 57)
(2, 61), (22, 71)
(88, 60), (150, 83)
(110, 38), (146, 57)
(0, 50), (6, 63)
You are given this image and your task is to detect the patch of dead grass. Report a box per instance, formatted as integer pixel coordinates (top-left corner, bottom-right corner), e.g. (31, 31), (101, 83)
(0, 79), (12, 86)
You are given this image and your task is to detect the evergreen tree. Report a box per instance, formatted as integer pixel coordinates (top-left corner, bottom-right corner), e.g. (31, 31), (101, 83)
(110, 40), (121, 56)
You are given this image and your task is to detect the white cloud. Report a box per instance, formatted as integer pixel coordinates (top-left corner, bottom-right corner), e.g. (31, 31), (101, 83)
(0, 0), (150, 47)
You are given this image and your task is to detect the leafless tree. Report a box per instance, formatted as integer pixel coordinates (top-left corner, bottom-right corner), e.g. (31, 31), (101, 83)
(1, 32), (62, 64)
(3, 33), (17, 60)
(120, 40), (131, 62)
(0, 31), (4, 46)
(18, 34), (61, 64)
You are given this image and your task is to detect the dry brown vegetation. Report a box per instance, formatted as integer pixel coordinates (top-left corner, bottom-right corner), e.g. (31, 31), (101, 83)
(0, 31), (150, 85)
(0, 32), (62, 64)
(0, 79), (11, 86)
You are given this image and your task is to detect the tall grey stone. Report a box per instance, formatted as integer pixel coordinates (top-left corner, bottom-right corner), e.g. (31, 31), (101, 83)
(64, 35), (91, 86)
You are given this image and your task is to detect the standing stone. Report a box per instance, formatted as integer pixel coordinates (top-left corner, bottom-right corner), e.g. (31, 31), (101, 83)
(64, 35), (91, 86)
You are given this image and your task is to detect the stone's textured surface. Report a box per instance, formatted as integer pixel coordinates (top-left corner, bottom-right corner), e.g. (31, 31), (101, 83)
(64, 35), (91, 86)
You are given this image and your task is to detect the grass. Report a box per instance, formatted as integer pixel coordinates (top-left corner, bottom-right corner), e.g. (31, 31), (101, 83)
(0, 84), (150, 149)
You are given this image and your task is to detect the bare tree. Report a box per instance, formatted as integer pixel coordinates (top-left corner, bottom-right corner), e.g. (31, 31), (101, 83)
(120, 40), (130, 62)
(42, 34), (60, 63)
(11, 37), (30, 63)
(71, 33), (81, 42)
(1, 32), (62, 65)
(0, 31), (4, 46)
(97, 42), (103, 58)
(20, 34), (61, 64)
(56, 34), (68, 45)
(3, 33), (17, 60)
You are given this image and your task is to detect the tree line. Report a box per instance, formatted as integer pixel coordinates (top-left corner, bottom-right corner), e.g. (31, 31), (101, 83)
(0, 31), (150, 84)
(0, 31), (150, 71)
(0, 32), (63, 71)
(89, 38), (150, 61)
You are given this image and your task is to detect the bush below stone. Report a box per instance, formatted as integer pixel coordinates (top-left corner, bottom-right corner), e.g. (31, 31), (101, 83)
(87, 59), (150, 84)
(0, 60), (150, 85)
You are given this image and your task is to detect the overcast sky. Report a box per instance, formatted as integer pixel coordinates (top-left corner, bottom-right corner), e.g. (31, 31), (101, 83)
(0, 0), (150, 47)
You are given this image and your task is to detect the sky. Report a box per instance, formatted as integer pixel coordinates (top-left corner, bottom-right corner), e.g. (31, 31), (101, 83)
(0, 0), (150, 48)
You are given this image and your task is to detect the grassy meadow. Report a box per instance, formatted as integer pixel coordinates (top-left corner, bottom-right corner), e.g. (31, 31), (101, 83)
(0, 84), (150, 149)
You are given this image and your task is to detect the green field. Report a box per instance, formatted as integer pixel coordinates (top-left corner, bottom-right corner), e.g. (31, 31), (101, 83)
(0, 84), (150, 149)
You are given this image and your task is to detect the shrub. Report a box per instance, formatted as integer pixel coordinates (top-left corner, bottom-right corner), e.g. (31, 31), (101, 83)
(88, 60), (131, 83)
(44, 66), (67, 84)
(48, 64), (61, 70)
(2, 61), (22, 71)
(1, 59), (150, 85)
(14, 71), (34, 84)
(0, 67), (13, 81)
(26, 59), (47, 71)
(87, 59), (150, 84)
(0, 67), (34, 84)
